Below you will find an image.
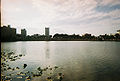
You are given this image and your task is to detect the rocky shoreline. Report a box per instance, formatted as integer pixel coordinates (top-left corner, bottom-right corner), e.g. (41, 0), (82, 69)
(1, 51), (64, 81)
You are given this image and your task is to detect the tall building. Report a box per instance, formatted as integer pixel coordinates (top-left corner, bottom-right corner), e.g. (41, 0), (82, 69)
(45, 27), (49, 36)
(1, 25), (16, 41)
(21, 29), (27, 37)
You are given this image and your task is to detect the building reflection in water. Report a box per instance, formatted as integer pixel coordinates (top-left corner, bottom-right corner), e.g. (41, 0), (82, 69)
(45, 42), (50, 59)
(21, 42), (27, 55)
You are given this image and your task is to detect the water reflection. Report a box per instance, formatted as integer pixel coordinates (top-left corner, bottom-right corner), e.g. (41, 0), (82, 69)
(1, 41), (120, 81)
(45, 42), (50, 59)
(21, 42), (27, 56)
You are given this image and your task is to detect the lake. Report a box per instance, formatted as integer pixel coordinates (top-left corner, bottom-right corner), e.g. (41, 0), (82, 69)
(1, 41), (120, 81)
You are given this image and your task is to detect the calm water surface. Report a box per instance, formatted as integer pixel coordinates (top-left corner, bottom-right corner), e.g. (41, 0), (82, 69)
(1, 41), (120, 81)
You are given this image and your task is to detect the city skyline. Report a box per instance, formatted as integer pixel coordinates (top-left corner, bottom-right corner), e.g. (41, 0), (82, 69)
(1, 0), (120, 35)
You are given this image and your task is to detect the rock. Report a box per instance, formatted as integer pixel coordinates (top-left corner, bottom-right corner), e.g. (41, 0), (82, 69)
(54, 66), (58, 69)
(5, 76), (12, 80)
(43, 67), (48, 71)
(8, 52), (14, 54)
(16, 73), (20, 75)
(9, 74), (11, 76)
(12, 68), (15, 71)
(23, 64), (27, 69)
(37, 67), (41, 71)
(57, 73), (64, 81)
(9, 57), (13, 59)
(4, 68), (7, 71)
(32, 73), (42, 77)
(10, 59), (16, 61)
(46, 67), (48, 69)
(39, 70), (43, 75)
(8, 67), (11, 70)
(58, 73), (62, 76)
(26, 76), (31, 80)
(14, 56), (18, 58)
(20, 72), (24, 74)
(17, 72), (25, 76)
(58, 76), (63, 81)
(1, 63), (5, 66)
(16, 67), (20, 69)
(43, 68), (47, 71)
(49, 68), (52, 70)
(17, 76), (22, 78)
(19, 54), (22, 57)
(47, 76), (52, 80)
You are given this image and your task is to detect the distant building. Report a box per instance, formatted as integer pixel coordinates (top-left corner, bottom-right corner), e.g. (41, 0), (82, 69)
(1, 25), (16, 41)
(82, 33), (91, 37)
(45, 27), (49, 36)
(21, 29), (27, 37)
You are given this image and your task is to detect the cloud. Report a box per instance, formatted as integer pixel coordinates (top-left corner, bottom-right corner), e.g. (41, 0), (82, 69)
(31, 0), (97, 20)
(1, 0), (120, 35)
(31, 0), (120, 25)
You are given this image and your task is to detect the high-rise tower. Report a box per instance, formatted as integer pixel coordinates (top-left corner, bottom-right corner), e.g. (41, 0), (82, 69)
(21, 29), (27, 37)
(45, 27), (49, 36)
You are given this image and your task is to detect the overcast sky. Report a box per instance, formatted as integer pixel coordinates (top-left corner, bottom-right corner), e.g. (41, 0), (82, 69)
(1, 0), (120, 35)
